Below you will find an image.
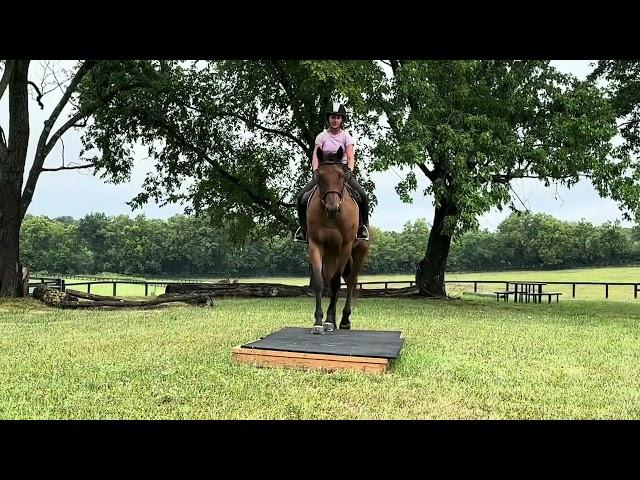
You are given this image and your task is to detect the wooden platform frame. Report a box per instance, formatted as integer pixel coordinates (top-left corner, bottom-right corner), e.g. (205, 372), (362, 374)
(231, 346), (391, 374)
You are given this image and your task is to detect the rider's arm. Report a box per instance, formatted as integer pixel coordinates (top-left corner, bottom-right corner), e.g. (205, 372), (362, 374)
(312, 145), (321, 172)
(346, 144), (355, 172)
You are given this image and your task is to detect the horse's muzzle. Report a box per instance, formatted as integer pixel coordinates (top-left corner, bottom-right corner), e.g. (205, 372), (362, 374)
(321, 190), (343, 219)
(326, 206), (340, 219)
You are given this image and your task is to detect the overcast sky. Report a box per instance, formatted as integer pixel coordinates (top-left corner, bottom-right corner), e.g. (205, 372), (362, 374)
(2, 60), (634, 232)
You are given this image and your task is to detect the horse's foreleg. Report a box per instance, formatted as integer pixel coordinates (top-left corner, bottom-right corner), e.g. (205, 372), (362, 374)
(309, 243), (325, 334)
(340, 280), (354, 330)
(339, 245), (356, 330)
(324, 272), (341, 331)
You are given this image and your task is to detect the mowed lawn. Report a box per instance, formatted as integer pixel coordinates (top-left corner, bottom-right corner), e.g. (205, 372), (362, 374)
(62, 265), (640, 302)
(1, 293), (640, 419)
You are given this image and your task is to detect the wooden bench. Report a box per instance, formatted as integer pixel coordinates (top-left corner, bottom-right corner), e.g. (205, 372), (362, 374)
(522, 292), (562, 303)
(494, 290), (516, 301)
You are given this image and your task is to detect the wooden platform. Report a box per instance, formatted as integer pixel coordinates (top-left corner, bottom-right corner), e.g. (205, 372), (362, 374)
(232, 327), (404, 374)
(232, 347), (391, 373)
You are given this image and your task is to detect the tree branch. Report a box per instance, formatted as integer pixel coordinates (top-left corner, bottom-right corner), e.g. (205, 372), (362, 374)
(0, 126), (6, 157)
(508, 185), (531, 214)
(267, 61), (312, 142)
(185, 102), (310, 156)
(230, 112), (309, 154)
(27, 81), (44, 109)
(491, 173), (594, 183)
(0, 60), (14, 103)
(417, 162), (436, 182)
(21, 60), (97, 219)
(616, 118), (640, 130)
(41, 162), (96, 172)
(136, 113), (297, 229)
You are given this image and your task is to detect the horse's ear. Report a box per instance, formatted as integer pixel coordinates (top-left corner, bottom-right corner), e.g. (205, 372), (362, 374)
(316, 147), (323, 162)
(336, 147), (343, 159)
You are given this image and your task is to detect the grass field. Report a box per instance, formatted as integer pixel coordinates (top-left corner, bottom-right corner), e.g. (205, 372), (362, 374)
(58, 266), (640, 302)
(1, 292), (640, 419)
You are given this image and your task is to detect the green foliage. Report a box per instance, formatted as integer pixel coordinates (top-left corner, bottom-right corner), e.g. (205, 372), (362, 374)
(589, 61), (640, 221)
(447, 213), (638, 272)
(20, 215), (93, 274)
(77, 61), (378, 241)
(363, 60), (619, 236)
(19, 212), (640, 277)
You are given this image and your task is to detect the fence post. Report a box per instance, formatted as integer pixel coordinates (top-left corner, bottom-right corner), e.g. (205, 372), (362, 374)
(385, 282), (388, 291)
(635, 284), (638, 299)
(87, 283), (91, 294)
(145, 283), (149, 296)
(113, 282), (117, 297)
(474, 282), (477, 293)
(572, 283), (576, 298)
(605, 284), (609, 299)
(61, 279), (66, 292)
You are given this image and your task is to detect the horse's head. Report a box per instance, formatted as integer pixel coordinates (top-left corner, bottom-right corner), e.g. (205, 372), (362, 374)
(316, 147), (346, 219)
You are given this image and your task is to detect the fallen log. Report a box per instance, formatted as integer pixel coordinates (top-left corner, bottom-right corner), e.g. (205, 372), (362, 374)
(33, 285), (215, 309)
(165, 282), (314, 297)
(165, 282), (421, 298)
(65, 289), (123, 302)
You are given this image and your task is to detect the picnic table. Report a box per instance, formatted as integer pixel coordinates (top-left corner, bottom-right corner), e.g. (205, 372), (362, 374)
(495, 281), (562, 304)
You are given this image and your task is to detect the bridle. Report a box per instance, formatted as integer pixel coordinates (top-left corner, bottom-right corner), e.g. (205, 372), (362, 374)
(318, 162), (346, 209)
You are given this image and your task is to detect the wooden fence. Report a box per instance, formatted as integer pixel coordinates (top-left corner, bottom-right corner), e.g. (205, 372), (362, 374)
(27, 277), (640, 299)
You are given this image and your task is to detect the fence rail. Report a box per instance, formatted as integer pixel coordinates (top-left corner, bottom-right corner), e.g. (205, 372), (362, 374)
(27, 277), (640, 300)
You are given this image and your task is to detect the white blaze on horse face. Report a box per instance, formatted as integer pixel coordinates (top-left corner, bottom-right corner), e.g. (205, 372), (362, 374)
(318, 165), (344, 216)
(325, 193), (341, 217)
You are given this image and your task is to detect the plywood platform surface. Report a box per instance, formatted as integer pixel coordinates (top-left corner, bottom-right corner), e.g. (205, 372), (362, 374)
(240, 327), (404, 358)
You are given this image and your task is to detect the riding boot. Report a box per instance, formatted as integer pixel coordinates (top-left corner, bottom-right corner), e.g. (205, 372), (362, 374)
(356, 198), (370, 240)
(294, 200), (308, 243)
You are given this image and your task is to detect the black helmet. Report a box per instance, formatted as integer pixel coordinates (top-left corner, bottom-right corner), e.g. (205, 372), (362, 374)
(326, 102), (348, 123)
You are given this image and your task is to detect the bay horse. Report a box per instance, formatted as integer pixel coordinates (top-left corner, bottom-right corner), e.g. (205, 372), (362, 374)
(306, 146), (370, 334)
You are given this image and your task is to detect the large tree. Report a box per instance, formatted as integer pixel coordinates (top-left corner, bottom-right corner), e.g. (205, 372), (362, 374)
(0, 60), (96, 296)
(0, 60), (160, 296)
(358, 60), (619, 296)
(1, 60), (382, 296)
(78, 60), (377, 245)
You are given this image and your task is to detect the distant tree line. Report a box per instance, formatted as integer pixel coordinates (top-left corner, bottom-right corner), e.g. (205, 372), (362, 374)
(20, 212), (640, 278)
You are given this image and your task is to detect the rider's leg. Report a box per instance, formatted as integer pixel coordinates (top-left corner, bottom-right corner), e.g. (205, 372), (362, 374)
(295, 177), (317, 242)
(347, 175), (370, 240)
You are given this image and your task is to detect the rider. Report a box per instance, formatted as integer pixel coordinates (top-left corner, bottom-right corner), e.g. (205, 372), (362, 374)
(294, 103), (370, 243)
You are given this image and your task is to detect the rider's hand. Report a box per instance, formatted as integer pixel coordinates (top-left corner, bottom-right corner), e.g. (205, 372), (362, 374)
(343, 166), (352, 180)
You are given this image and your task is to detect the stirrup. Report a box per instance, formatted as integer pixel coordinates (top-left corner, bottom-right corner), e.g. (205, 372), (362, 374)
(356, 225), (370, 240)
(294, 227), (308, 243)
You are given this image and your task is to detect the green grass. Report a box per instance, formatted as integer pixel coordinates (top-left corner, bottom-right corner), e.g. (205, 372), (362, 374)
(2, 295), (640, 419)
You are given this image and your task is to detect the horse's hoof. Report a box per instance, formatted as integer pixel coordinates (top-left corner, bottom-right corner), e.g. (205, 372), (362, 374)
(339, 322), (351, 330)
(323, 322), (335, 332)
(312, 325), (325, 334)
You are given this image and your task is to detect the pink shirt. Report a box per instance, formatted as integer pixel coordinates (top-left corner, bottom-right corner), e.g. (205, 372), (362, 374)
(315, 129), (354, 165)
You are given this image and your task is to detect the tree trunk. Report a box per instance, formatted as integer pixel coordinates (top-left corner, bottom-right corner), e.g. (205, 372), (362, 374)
(416, 197), (457, 298)
(0, 60), (30, 298)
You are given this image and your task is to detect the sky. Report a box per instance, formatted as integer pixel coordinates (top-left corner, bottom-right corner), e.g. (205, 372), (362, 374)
(2, 60), (634, 232)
